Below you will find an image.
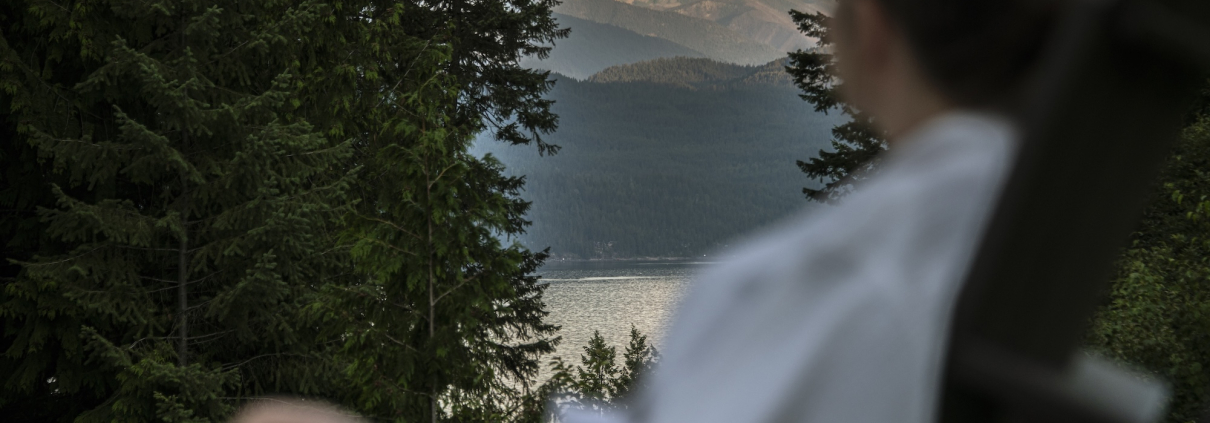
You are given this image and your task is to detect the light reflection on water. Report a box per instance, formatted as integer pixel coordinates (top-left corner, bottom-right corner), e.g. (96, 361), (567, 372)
(536, 260), (712, 381)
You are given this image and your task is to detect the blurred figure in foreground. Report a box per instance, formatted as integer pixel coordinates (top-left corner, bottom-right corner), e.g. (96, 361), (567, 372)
(563, 0), (1057, 422)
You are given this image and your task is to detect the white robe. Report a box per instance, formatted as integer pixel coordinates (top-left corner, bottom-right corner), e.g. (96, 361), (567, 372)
(565, 111), (1017, 423)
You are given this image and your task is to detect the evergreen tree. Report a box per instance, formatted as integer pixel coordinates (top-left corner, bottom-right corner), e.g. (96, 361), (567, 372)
(616, 326), (658, 396)
(0, 0), (355, 421)
(299, 0), (566, 422)
(4, 0), (567, 421)
(536, 327), (659, 421)
(786, 10), (887, 203)
(561, 331), (620, 404)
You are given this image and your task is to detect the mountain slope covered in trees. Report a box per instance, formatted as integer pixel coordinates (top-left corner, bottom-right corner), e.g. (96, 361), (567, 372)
(587, 56), (795, 89)
(521, 13), (704, 79)
(475, 57), (841, 258)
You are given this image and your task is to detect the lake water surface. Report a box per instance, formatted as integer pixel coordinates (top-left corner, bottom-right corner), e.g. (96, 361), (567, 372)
(537, 260), (712, 379)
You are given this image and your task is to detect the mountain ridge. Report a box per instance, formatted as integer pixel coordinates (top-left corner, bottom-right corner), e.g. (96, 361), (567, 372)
(521, 13), (705, 79)
(586, 56), (796, 89)
(554, 0), (784, 65)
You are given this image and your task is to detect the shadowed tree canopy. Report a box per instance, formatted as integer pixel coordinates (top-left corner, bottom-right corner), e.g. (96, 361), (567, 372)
(0, 0), (567, 422)
(0, 1), (358, 421)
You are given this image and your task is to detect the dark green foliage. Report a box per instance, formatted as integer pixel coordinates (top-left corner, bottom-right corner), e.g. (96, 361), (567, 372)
(786, 10), (887, 203)
(475, 64), (840, 259)
(521, 13), (705, 80)
(552, 332), (621, 405)
(1, 0), (566, 422)
(315, 93), (562, 419)
(443, 0), (567, 157)
(534, 327), (659, 420)
(0, 1), (353, 421)
(294, 0), (565, 421)
(1088, 114), (1210, 423)
(617, 326), (659, 396)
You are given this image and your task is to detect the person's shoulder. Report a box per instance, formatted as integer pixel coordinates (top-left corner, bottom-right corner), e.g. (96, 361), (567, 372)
(650, 111), (1020, 423)
(691, 111), (1018, 291)
(888, 111), (1017, 179)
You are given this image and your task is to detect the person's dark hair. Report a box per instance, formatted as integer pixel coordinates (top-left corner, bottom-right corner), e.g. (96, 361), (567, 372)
(872, 0), (1061, 107)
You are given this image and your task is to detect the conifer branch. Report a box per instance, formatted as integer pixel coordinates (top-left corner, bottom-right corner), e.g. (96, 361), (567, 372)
(185, 329), (234, 344)
(377, 40), (434, 108)
(218, 353), (311, 372)
(2, 50), (102, 123)
(358, 237), (419, 257)
(357, 216), (423, 241)
(382, 333), (423, 355)
(23, 246), (105, 267)
(433, 270), (485, 306)
(185, 298), (214, 312)
(429, 163), (460, 188)
(116, 245), (195, 254)
(143, 276), (210, 293)
(389, 300), (422, 315)
(38, 137), (144, 151)
(139, 271), (219, 286)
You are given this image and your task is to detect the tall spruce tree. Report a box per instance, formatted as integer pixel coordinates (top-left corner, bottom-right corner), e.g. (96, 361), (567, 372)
(0, 1), (354, 421)
(4, 0), (568, 421)
(786, 10), (887, 203)
(299, 0), (567, 422)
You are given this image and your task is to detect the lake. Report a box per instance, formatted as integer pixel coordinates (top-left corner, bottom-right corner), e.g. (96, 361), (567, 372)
(536, 259), (713, 380)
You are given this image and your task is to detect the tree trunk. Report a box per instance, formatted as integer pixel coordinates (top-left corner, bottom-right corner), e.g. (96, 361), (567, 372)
(427, 164), (437, 423)
(176, 9), (191, 369)
(177, 231), (189, 367)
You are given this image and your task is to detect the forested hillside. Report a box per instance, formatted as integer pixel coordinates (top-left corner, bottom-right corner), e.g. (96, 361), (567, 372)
(520, 13), (704, 79)
(475, 58), (841, 259)
(554, 0), (783, 64)
(587, 56), (795, 89)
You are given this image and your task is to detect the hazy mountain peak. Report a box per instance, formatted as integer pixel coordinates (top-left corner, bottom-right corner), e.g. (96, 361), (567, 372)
(521, 13), (704, 79)
(674, 0), (822, 51)
(554, 0), (784, 65)
(605, 0), (835, 52)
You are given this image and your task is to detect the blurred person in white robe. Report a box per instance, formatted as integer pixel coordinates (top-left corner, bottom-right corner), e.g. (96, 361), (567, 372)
(561, 0), (1060, 422)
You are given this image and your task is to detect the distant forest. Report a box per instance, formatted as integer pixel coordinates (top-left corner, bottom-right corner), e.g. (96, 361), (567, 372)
(476, 57), (842, 259)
